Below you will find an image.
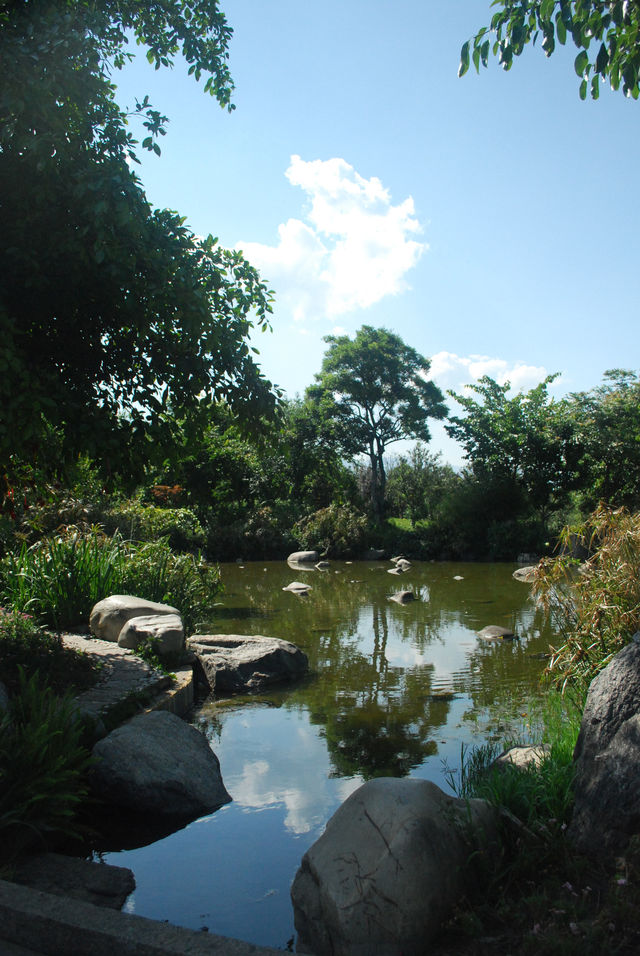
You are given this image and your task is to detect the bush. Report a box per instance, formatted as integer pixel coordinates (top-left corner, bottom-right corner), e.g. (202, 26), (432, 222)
(0, 670), (93, 861)
(0, 528), (221, 635)
(293, 504), (370, 558)
(104, 500), (206, 553)
(534, 505), (640, 699)
(0, 609), (97, 696)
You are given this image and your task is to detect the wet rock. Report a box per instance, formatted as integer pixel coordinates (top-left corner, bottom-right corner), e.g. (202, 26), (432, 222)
(287, 551), (319, 564)
(91, 710), (230, 819)
(477, 625), (516, 641)
(90, 595), (179, 644)
(388, 590), (417, 604)
(291, 777), (497, 956)
(282, 581), (312, 593)
(513, 566), (537, 583)
(187, 633), (309, 694)
(11, 853), (135, 910)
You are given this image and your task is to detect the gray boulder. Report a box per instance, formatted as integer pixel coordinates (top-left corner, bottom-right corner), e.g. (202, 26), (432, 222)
(388, 590), (417, 604)
(291, 777), (496, 956)
(91, 710), (230, 818)
(569, 639), (640, 858)
(282, 581), (312, 593)
(90, 595), (180, 644)
(363, 549), (385, 561)
(477, 625), (516, 642)
(117, 613), (184, 655)
(513, 565), (537, 582)
(287, 550), (319, 564)
(187, 633), (309, 694)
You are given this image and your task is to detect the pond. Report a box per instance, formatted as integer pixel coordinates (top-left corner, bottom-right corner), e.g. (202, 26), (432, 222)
(101, 559), (554, 950)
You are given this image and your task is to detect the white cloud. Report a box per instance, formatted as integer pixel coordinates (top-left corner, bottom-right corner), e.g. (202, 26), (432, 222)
(426, 351), (558, 400)
(237, 156), (426, 322)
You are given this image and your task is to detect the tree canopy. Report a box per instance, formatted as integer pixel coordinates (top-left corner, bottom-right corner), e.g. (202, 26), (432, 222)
(307, 326), (447, 516)
(0, 0), (277, 466)
(460, 1), (640, 100)
(446, 375), (582, 527)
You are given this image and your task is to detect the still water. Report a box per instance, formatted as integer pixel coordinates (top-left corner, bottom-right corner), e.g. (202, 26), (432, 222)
(103, 559), (554, 949)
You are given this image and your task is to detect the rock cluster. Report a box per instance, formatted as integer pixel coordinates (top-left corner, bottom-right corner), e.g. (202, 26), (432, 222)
(90, 595), (183, 655)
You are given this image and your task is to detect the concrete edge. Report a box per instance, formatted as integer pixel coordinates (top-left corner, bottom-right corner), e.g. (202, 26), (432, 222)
(0, 879), (284, 956)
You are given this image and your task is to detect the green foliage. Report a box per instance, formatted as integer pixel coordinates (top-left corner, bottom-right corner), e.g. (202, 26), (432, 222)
(0, 609), (97, 697)
(307, 326), (447, 517)
(293, 504), (370, 558)
(105, 500), (206, 553)
(461, 0), (640, 100)
(534, 505), (640, 698)
(116, 539), (221, 635)
(0, 669), (93, 861)
(0, 1), (277, 466)
(566, 369), (640, 511)
(386, 444), (458, 527)
(446, 375), (582, 531)
(0, 528), (221, 635)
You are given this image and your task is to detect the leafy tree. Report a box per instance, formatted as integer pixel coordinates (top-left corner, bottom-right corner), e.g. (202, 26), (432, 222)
(386, 445), (457, 528)
(460, 0), (640, 100)
(445, 375), (582, 530)
(566, 369), (640, 510)
(0, 1), (276, 467)
(306, 327), (447, 517)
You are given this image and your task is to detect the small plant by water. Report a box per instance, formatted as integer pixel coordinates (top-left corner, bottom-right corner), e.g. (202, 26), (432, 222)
(0, 669), (94, 863)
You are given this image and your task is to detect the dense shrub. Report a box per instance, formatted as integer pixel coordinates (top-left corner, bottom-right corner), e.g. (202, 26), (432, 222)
(0, 609), (97, 696)
(0, 670), (93, 861)
(534, 505), (640, 698)
(104, 500), (206, 553)
(293, 504), (369, 558)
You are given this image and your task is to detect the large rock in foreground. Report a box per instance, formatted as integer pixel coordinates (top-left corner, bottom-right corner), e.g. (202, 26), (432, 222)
(569, 638), (640, 858)
(90, 595), (180, 644)
(291, 777), (497, 956)
(187, 633), (308, 694)
(91, 710), (230, 818)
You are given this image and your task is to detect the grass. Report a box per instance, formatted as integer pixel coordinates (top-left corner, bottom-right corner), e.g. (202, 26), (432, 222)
(0, 527), (222, 635)
(0, 669), (94, 863)
(437, 691), (640, 955)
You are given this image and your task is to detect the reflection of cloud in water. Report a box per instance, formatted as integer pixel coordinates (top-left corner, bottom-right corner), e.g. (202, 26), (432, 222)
(220, 710), (363, 835)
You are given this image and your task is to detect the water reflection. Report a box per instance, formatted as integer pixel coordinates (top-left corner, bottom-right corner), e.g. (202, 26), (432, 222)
(104, 560), (555, 948)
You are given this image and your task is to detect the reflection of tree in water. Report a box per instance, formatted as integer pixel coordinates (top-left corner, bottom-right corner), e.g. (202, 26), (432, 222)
(207, 561), (555, 778)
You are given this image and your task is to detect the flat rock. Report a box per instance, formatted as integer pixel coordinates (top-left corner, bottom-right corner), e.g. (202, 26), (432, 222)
(388, 590), (417, 604)
(513, 565), (537, 583)
(117, 613), (184, 655)
(287, 551), (319, 564)
(11, 853), (135, 910)
(477, 625), (516, 641)
(90, 595), (180, 644)
(282, 581), (312, 593)
(494, 745), (549, 771)
(187, 633), (309, 694)
(91, 710), (230, 818)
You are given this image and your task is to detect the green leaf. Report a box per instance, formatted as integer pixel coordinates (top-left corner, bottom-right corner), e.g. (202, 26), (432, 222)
(579, 77), (588, 99)
(459, 41), (470, 77)
(575, 50), (589, 76)
(540, 0), (555, 21)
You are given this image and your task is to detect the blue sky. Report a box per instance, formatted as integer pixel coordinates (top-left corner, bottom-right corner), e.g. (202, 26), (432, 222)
(114, 1), (639, 466)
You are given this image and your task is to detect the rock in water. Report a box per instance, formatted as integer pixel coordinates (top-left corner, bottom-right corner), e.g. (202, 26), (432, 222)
(91, 711), (230, 818)
(291, 777), (496, 956)
(187, 633), (309, 694)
